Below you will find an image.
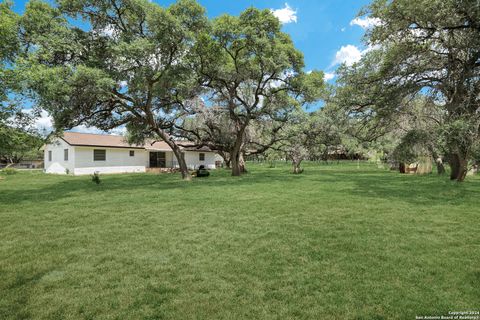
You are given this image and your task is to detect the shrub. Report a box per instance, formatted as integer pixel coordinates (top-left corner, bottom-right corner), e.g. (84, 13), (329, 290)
(1, 168), (17, 175)
(91, 172), (101, 184)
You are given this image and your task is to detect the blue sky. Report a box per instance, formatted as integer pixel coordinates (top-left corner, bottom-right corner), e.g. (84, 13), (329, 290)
(11, 0), (375, 133)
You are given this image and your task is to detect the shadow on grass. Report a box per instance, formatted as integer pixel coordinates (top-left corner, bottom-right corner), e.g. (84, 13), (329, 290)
(0, 165), (478, 207)
(315, 169), (479, 206)
(0, 168), (307, 205)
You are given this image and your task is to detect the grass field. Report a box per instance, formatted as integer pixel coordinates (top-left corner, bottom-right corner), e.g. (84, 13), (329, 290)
(0, 162), (479, 319)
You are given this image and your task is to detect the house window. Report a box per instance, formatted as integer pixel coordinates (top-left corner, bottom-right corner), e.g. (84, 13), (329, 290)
(149, 152), (166, 168)
(129, 150), (135, 157)
(93, 149), (106, 161)
(199, 153), (205, 161)
(48, 150), (52, 162)
(64, 149), (69, 161)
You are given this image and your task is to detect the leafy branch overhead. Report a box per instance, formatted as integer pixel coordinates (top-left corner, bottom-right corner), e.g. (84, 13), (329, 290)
(336, 0), (480, 181)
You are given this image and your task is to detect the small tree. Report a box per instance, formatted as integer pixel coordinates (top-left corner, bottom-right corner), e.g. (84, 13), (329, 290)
(0, 125), (43, 166)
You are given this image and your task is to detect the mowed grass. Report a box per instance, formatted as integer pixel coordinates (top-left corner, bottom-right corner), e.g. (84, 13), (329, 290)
(0, 162), (479, 320)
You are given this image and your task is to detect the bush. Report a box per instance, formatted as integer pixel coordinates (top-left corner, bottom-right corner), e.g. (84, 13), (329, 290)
(1, 168), (17, 175)
(91, 172), (101, 184)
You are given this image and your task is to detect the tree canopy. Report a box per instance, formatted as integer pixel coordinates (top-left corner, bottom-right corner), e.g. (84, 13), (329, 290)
(191, 7), (325, 175)
(336, 0), (480, 181)
(17, 0), (209, 179)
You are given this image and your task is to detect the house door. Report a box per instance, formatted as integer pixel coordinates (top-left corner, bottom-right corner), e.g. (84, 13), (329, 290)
(149, 152), (166, 168)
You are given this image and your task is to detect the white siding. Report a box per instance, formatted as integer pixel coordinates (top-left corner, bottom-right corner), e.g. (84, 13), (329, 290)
(214, 153), (224, 164)
(43, 139), (217, 175)
(44, 138), (75, 174)
(73, 147), (146, 175)
(184, 151), (216, 169)
(166, 152), (174, 167)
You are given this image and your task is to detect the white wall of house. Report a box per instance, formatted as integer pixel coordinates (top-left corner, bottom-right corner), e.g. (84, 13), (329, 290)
(44, 138), (75, 174)
(73, 147), (147, 175)
(184, 151), (216, 169)
(214, 153), (224, 165)
(44, 140), (217, 175)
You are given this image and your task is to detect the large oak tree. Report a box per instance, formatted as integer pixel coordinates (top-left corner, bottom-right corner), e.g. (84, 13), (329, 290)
(193, 8), (324, 176)
(336, 0), (480, 181)
(19, 0), (208, 180)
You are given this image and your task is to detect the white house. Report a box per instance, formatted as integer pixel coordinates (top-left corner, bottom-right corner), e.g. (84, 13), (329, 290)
(43, 132), (217, 175)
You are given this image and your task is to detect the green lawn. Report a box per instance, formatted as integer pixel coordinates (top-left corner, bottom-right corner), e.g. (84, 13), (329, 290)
(1, 162), (479, 319)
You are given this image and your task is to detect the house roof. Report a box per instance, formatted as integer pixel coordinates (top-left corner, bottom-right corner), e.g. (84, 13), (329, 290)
(60, 132), (213, 152)
(61, 132), (144, 149)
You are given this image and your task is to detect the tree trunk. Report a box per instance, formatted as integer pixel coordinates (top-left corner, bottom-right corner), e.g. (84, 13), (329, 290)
(292, 159), (303, 174)
(218, 151), (230, 168)
(456, 156), (468, 182)
(155, 129), (191, 180)
(239, 152), (247, 173)
(6, 158), (15, 168)
(230, 148), (242, 176)
(171, 146), (191, 180)
(435, 157), (446, 175)
(429, 149), (445, 175)
(449, 153), (468, 182)
(230, 125), (247, 176)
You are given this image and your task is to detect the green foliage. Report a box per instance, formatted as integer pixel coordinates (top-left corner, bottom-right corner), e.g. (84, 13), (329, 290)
(19, 0), (207, 132)
(0, 1), (20, 102)
(12, 0), (211, 179)
(189, 6), (324, 175)
(0, 1), (19, 62)
(392, 129), (431, 163)
(336, 0), (480, 180)
(0, 125), (43, 164)
(1, 167), (17, 175)
(91, 171), (101, 184)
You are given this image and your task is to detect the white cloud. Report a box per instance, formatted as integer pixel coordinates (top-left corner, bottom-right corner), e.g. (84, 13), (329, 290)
(331, 44), (381, 67)
(109, 126), (127, 136)
(34, 110), (54, 133)
(323, 72), (335, 81)
(98, 24), (118, 38)
(350, 17), (382, 30)
(20, 109), (127, 136)
(271, 3), (297, 24)
(70, 125), (103, 134)
(19, 109), (53, 134)
(341, 27), (346, 32)
(331, 44), (380, 67)
(333, 45), (362, 66)
(70, 125), (126, 136)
